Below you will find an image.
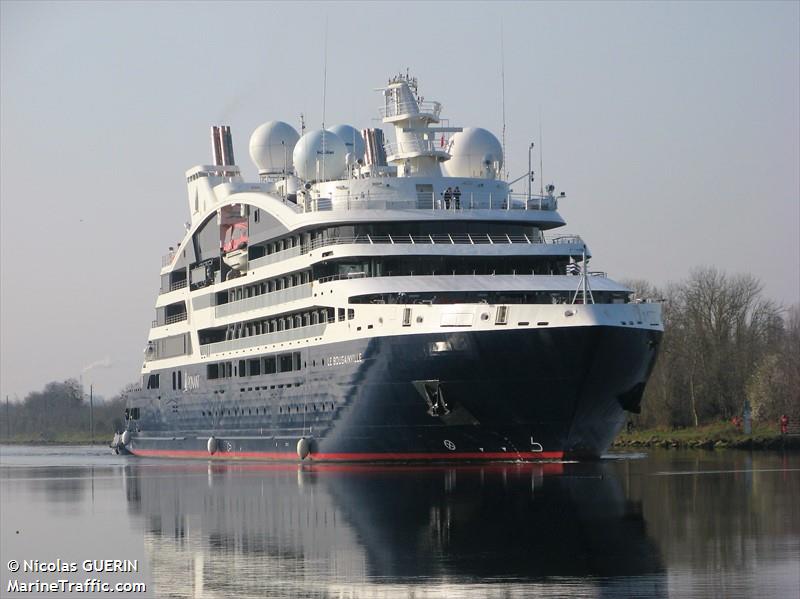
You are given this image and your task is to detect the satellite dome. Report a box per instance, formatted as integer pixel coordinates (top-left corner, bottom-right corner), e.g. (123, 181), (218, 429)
(292, 129), (347, 181)
(329, 124), (365, 161)
(249, 121), (300, 175)
(443, 127), (503, 178)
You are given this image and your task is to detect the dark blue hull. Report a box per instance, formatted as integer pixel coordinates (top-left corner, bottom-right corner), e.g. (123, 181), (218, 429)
(126, 326), (661, 461)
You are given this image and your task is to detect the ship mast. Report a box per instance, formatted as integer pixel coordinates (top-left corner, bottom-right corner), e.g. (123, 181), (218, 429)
(380, 74), (451, 178)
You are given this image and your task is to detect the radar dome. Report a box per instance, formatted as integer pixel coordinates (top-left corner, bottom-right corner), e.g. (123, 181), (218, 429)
(443, 127), (503, 178)
(293, 129), (347, 181)
(249, 121), (300, 175)
(329, 124), (365, 161)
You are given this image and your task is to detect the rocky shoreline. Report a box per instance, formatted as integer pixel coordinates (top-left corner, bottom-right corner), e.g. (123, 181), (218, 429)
(612, 435), (800, 450)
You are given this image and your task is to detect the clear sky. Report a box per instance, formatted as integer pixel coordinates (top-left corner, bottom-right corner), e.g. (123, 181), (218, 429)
(1, 1), (798, 401)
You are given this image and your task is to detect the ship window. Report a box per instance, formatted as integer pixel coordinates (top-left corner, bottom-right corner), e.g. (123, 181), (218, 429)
(338, 308), (345, 322)
(293, 352), (301, 370)
(348, 309), (355, 320)
(238, 360), (246, 377)
(279, 353), (293, 372)
(402, 308), (412, 326)
(263, 356), (277, 375)
(226, 362), (232, 378)
(146, 374), (160, 389)
(248, 358), (261, 376)
(495, 306), (509, 325)
(130, 408), (140, 420)
(172, 371), (176, 390)
(177, 370), (182, 389)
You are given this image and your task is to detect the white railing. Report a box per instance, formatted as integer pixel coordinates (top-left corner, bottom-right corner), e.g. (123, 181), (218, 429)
(159, 279), (187, 295)
(297, 189), (557, 213)
(214, 284), (313, 319)
(379, 100), (441, 120)
(199, 322), (327, 357)
(152, 312), (188, 328)
(244, 232), (582, 271)
(384, 138), (446, 157)
(550, 235), (584, 245)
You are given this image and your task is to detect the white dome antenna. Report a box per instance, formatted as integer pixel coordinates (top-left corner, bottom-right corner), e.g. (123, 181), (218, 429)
(442, 127), (503, 179)
(249, 121), (300, 177)
(329, 124), (366, 162)
(293, 129), (347, 182)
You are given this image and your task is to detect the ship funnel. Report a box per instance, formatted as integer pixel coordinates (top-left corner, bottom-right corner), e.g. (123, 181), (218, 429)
(362, 128), (387, 166)
(211, 125), (235, 166)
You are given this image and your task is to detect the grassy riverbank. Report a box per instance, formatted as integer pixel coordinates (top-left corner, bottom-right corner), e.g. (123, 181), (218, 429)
(613, 421), (799, 450)
(0, 432), (110, 445)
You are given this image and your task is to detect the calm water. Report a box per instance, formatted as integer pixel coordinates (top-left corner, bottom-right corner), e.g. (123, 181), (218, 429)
(1, 446), (798, 598)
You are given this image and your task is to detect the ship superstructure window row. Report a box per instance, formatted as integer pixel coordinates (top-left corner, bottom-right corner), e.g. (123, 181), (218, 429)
(207, 352), (302, 380)
(198, 307), (336, 346)
(350, 291), (629, 305)
(246, 223), (548, 263)
(215, 270), (312, 306)
(312, 256), (572, 280)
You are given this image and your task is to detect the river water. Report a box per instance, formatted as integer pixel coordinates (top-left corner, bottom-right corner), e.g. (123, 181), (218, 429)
(0, 446), (797, 598)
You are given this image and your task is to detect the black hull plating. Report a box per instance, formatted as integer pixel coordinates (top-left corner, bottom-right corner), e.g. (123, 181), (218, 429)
(126, 326), (661, 460)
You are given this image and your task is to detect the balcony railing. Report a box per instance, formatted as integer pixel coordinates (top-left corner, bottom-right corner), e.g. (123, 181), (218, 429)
(199, 322), (327, 357)
(159, 279), (188, 295)
(214, 284), (313, 319)
(151, 312), (188, 328)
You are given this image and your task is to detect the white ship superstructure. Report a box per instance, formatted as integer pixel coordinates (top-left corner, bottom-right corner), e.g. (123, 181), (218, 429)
(121, 74), (663, 461)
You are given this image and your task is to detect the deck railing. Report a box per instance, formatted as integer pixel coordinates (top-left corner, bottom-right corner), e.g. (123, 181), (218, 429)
(296, 190), (558, 213)
(248, 232), (582, 268)
(214, 284), (313, 319)
(199, 322), (327, 357)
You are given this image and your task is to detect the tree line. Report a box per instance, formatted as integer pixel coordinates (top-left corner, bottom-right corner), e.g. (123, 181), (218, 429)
(626, 267), (799, 429)
(0, 379), (127, 442)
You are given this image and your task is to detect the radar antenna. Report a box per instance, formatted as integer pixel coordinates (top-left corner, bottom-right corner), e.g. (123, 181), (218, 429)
(539, 107), (544, 197)
(500, 20), (507, 181)
(320, 18), (330, 181)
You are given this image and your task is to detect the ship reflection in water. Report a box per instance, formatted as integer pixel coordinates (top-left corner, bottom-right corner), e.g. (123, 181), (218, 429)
(123, 460), (666, 598)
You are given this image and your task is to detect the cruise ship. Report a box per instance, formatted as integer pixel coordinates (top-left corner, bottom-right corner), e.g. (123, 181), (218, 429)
(118, 74), (663, 461)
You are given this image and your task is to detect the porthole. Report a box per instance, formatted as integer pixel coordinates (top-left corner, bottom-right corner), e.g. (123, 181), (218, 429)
(481, 313), (489, 321)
